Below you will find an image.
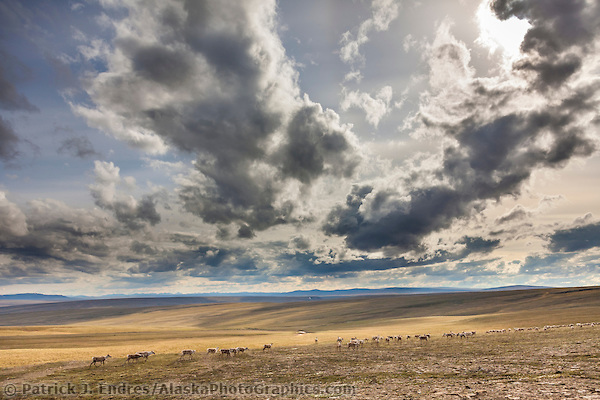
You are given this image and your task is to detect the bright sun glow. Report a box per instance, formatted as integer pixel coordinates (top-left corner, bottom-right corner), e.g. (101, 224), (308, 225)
(476, 0), (531, 61)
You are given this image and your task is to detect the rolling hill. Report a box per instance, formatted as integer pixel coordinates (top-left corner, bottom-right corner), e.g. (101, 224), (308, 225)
(1, 286), (599, 330)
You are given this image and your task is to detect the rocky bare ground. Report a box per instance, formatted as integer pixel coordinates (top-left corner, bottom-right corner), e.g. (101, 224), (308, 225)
(2, 325), (600, 399)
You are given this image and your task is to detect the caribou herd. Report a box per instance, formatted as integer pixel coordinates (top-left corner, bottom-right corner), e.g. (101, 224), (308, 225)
(90, 345), (256, 367)
(338, 333), (433, 350)
(89, 320), (600, 366)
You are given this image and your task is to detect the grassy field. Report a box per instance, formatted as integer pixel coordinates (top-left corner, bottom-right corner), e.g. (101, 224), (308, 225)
(1, 287), (600, 398)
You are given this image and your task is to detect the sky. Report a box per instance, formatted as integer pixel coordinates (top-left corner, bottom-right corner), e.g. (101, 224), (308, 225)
(1, 0), (599, 296)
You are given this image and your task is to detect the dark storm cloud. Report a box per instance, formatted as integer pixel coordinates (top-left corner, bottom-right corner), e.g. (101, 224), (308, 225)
(0, 193), (190, 280)
(279, 235), (499, 277)
(129, 244), (258, 278)
(324, 0), (599, 255)
(277, 252), (403, 277)
(514, 53), (581, 91)
(178, 171), (295, 234)
(518, 253), (573, 274)
(409, 236), (500, 267)
(8, 219), (110, 261)
(325, 185), (472, 252)
(131, 45), (194, 87)
(130, 241), (158, 256)
(0, 263), (50, 280)
(277, 103), (359, 184)
(492, 0), (599, 90)
(91, 192), (161, 231)
(322, 185), (373, 238)
(173, 103), (358, 235)
(216, 226), (230, 240)
(456, 236), (501, 255)
(112, 195), (161, 231)
(180, 1), (263, 82)
(116, 231), (265, 280)
(57, 136), (101, 159)
(289, 235), (310, 250)
(547, 222), (600, 253)
(0, 198), (114, 278)
(237, 224), (255, 239)
(90, 161), (162, 231)
(80, 0), (359, 235)
(327, 106), (594, 252)
(170, 233), (203, 247)
(448, 105), (595, 188)
(0, 47), (39, 163)
(0, 50), (38, 112)
(0, 116), (20, 161)
(492, 0), (597, 52)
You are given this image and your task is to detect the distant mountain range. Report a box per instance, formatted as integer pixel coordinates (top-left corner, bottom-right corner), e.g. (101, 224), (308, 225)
(0, 293), (70, 301)
(1, 285), (549, 303)
(482, 285), (548, 291)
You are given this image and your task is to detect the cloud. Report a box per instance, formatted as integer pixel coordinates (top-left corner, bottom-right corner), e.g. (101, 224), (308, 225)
(290, 235), (310, 250)
(44, 53), (79, 90)
(325, 184), (476, 253)
(0, 46), (39, 163)
(518, 252), (575, 275)
(475, 0), (531, 60)
(324, 3), (599, 255)
(75, 0), (296, 157)
(0, 192), (28, 240)
(57, 136), (101, 159)
(491, 0), (600, 90)
(237, 224), (255, 239)
(0, 195), (116, 279)
(455, 236), (501, 256)
(322, 184), (373, 239)
(275, 99), (360, 184)
(3, 0), (600, 291)
(338, 0), (399, 128)
(547, 221), (600, 253)
(341, 86), (393, 127)
(492, 0), (598, 52)
(426, 20), (475, 91)
(278, 235), (500, 278)
(0, 116), (20, 162)
(75, 0), (359, 236)
(495, 196), (563, 227)
(128, 244), (259, 278)
(403, 34), (418, 53)
(339, 0), (400, 65)
(573, 212), (593, 226)
(0, 49), (39, 112)
(130, 240), (158, 256)
(514, 53), (582, 91)
(495, 205), (531, 225)
(0, 188), (179, 282)
(90, 161), (161, 230)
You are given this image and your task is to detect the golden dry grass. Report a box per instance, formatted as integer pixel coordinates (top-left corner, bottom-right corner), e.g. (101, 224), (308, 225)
(2, 286), (600, 370)
(0, 316), (468, 369)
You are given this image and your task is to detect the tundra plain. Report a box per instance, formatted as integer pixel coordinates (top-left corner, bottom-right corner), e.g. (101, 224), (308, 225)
(1, 287), (600, 399)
